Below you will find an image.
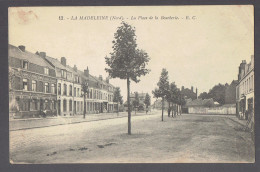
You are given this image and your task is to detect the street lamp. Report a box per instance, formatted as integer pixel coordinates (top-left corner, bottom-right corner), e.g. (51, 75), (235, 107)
(81, 80), (89, 119)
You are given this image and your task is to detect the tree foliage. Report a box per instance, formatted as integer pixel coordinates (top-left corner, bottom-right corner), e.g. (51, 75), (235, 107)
(113, 87), (123, 104)
(105, 22), (150, 82)
(208, 83), (228, 105)
(198, 92), (209, 100)
(152, 68), (169, 121)
(132, 92), (140, 108)
(152, 68), (169, 98)
(144, 93), (151, 108)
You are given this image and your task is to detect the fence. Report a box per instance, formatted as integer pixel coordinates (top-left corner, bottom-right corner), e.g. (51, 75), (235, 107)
(188, 106), (236, 115)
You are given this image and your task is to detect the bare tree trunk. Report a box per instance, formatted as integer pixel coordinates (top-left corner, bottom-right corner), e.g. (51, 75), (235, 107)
(168, 101), (171, 117)
(127, 77), (131, 135)
(174, 104), (176, 117)
(162, 97), (164, 121)
(172, 102), (174, 117)
(180, 105), (182, 115)
(117, 101), (119, 116)
(177, 105), (179, 115)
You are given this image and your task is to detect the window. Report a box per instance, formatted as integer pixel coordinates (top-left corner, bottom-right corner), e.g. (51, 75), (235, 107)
(45, 83), (49, 93)
(51, 84), (55, 94)
(77, 88), (80, 97)
(94, 90), (96, 99)
(44, 67), (49, 75)
(69, 85), (72, 96)
(90, 89), (93, 99)
(63, 99), (67, 112)
(61, 70), (67, 79)
(22, 61), (28, 69)
(21, 99), (30, 111)
(63, 84), (67, 95)
(23, 79), (28, 91)
(30, 99), (38, 111)
(58, 83), (61, 95)
(69, 100), (72, 111)
(32, 80), (37, 92)
(74, 87), (76, 97)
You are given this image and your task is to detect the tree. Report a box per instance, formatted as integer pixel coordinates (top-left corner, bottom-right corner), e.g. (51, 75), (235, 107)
(144, 93), (151, 114)
(198, 92), (209, 99)
(208, 83), (227, 105)
(152, 68), (169, 121)
(177, 89), (185, 115)
(166, 82), (178, 117)
(105, 21), (150, 135)
(81, 81), (89, 118)
(113, 87), (123, 115)
(132, 92), (139, 114)
(9, 67), (15, 91)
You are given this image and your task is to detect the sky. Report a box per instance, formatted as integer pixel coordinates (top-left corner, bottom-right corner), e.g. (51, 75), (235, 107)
(9, 6), (254, 103)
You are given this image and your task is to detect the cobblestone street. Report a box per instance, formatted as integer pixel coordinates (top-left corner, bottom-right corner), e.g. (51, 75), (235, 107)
(10, 112), (254, 163)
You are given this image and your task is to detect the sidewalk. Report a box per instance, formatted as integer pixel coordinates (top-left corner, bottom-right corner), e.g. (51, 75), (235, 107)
(226, 115), (248, 128)
(9, 111), (156, 131)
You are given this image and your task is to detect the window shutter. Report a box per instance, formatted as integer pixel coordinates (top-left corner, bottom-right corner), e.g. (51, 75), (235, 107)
(28, 79), (32, 91)
(48, 83), (51, 93)
(39, 81), (43, 92)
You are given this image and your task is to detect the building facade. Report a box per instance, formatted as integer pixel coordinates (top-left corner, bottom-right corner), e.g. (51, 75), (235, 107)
(236, 55), (254, 120)
(9, 45), (57, 118)
(9, 44), (119, 118)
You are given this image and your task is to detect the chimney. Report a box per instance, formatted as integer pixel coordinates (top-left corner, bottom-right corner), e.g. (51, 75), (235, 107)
(106, 77), (109, 83)
(181, 86), (184, 91)
(39, 52), (46, 58)
(84, 67), (89, 77)
(61, 57), (66, 66)
(191, 86), (193, 92)
(99, 75), (103, 81)
(73, 65), (77, 72)
(196, 88), (198, 99)
(18, 45), (25, 52)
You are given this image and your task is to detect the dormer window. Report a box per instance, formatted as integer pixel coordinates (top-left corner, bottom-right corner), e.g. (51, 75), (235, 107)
(22, 61), (28, 69)
(61, 69), (67, 79)
(44, 67), (49, 75)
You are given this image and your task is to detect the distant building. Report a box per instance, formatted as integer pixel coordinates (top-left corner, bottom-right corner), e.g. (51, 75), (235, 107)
(236, 55), (254, 120)
(181, 86), (197, 100)
(124, 92), (147, 111)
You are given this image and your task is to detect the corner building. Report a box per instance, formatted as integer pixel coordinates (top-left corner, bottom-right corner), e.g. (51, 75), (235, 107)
(9, 45), (57, 118)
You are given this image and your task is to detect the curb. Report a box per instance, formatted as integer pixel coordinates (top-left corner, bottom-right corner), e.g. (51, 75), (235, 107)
(226, 116), (247, 128)
(10, 113), (157, 131)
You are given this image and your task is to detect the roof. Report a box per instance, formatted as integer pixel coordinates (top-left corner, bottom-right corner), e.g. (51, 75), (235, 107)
(8, 44), (54, 69)
(44, 56), (68, 71)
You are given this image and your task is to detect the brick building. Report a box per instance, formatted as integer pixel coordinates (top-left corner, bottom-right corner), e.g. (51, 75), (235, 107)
(9, 44), (119, 118)
(9, 45), (57, 118)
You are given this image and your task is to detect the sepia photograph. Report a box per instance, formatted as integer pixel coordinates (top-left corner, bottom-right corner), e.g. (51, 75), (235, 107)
(8, 5), (254, 163)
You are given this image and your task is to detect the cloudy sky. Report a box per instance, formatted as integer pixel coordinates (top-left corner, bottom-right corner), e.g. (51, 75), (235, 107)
(9, 6), (253, 103)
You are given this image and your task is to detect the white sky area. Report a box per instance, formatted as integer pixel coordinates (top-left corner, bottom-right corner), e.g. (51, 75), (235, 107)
(9, 6), (254, 103)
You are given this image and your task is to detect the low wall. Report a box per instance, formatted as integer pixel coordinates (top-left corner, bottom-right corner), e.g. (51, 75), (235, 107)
(188, 106), (236, 115)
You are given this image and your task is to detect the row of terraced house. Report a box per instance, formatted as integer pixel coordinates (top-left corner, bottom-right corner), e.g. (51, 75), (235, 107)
(9, 44), (118, 118)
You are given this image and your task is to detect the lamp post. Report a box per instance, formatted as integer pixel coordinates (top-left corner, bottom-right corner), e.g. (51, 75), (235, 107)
(81, 80), (89, 119)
